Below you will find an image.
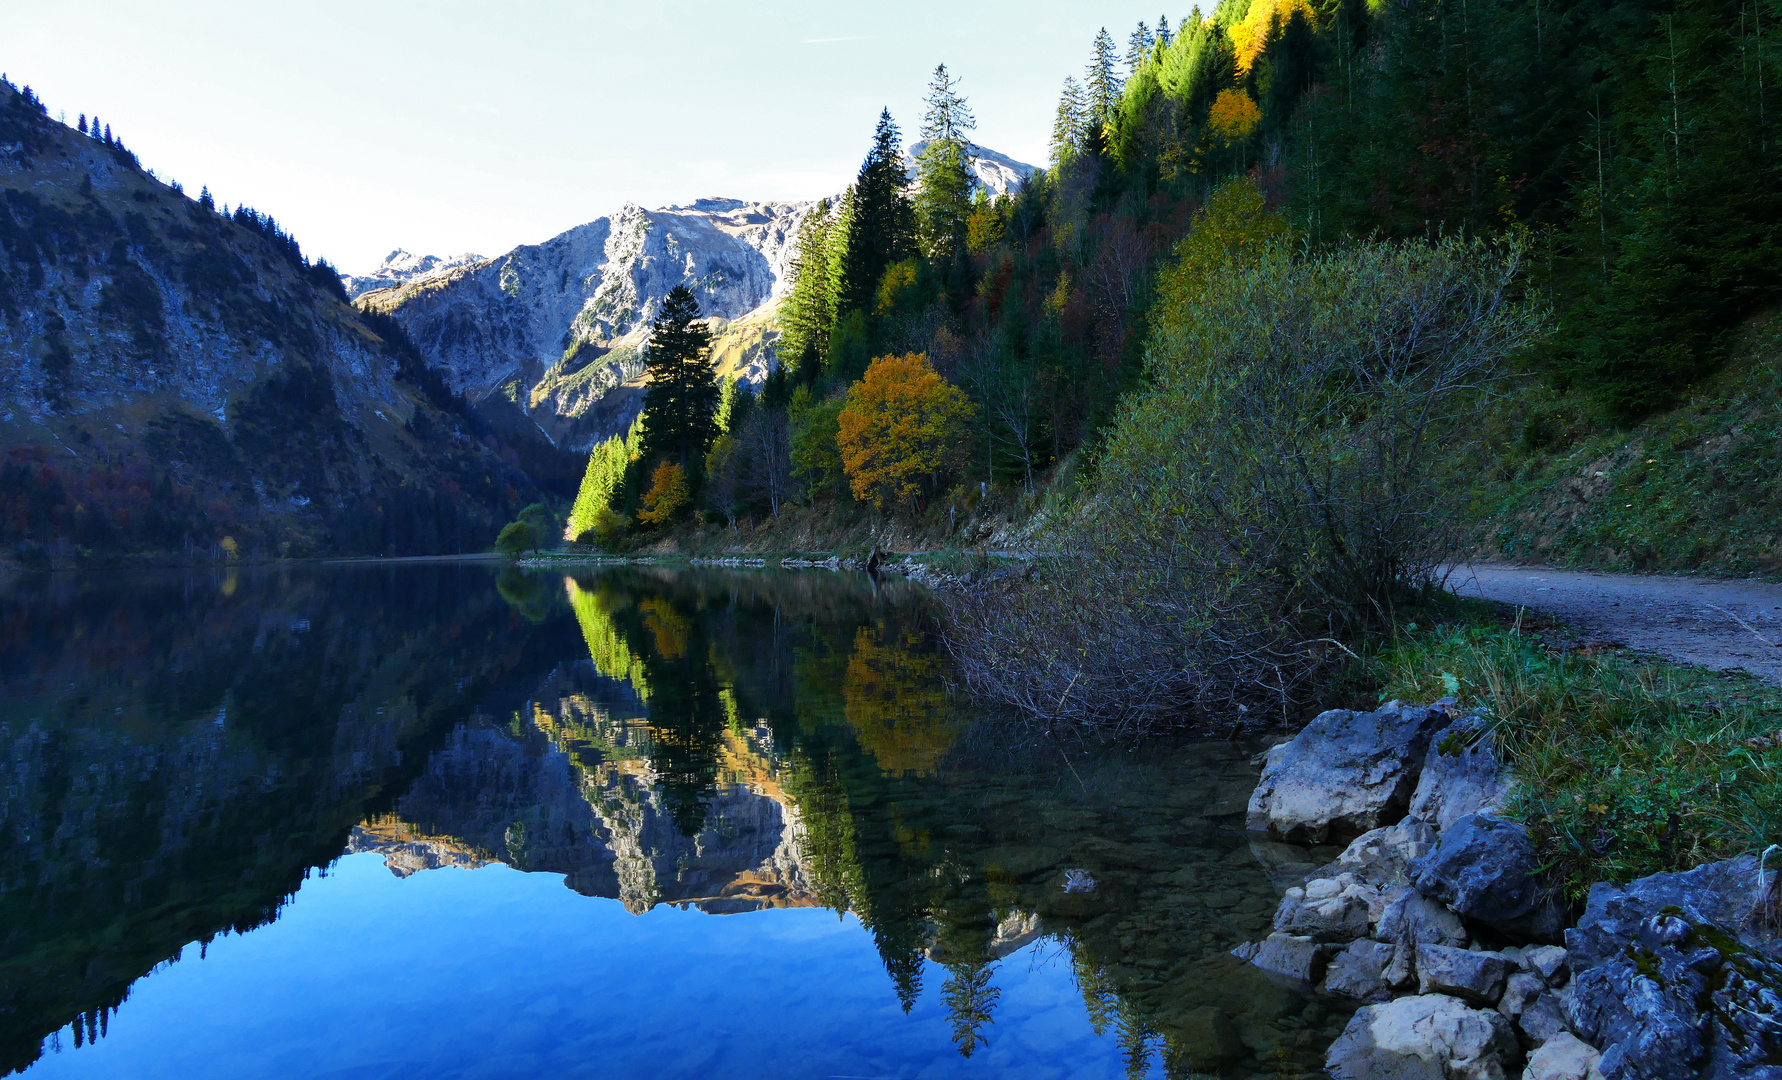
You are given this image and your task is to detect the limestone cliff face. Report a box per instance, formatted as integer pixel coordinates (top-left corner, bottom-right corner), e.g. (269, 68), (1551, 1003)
(360, 198), (810, 453)
(0, 82), (529, 560)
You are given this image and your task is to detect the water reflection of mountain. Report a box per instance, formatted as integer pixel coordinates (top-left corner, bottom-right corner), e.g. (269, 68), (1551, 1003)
(3, 565), (1350, 1080)
(348, 661), (818, 914)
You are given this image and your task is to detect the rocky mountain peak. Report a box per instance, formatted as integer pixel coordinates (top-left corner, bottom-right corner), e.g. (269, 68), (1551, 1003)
(363, 146), (1035, 454)
(343, 248), (485, 299)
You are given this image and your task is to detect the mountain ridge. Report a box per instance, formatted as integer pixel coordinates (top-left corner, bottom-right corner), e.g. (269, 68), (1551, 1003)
(358, 144), (1035, 453)
(0, 80), (545, 562)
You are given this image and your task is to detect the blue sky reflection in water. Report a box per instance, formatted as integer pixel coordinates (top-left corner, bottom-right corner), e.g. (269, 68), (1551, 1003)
(2, 564), (1347, 1079)
(26, 853), (1136, 1080)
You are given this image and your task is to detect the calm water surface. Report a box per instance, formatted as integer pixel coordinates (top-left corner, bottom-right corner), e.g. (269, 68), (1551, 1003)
(0, 564), (1351, 1079)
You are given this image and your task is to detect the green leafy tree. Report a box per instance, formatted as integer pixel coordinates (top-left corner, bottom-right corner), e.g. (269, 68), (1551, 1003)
(495, 503), (551, 557)
(789, 387), (848, 501)
(565, 413), (642, 542)
(639, 286), (720, 468)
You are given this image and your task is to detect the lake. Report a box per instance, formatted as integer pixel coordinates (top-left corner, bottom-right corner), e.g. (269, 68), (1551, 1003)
(0, 563), (1352, 1079)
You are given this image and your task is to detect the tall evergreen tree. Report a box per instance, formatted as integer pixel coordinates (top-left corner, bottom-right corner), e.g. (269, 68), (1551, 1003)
(639, 286), (720, 468)
(778, 198), (840, 370)
(1050, 77), (1089, 168)
(916, 65), (979, 263)
(1085, 29), (1125, 136)
(1126, 21), (1156, 71)
(1157, 14), (1173, 48)
(840, 109), (916, 315)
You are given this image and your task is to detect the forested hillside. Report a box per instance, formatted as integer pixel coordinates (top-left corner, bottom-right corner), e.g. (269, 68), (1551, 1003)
(0, 80), (541, 564)
(569, 0), (1780, 547)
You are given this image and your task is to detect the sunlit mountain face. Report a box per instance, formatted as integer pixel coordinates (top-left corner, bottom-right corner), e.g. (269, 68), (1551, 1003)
(1, 564), (1348, 1079)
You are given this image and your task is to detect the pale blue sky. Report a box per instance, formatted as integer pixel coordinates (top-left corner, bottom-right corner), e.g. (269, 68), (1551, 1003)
(5, 1), (1170, 274)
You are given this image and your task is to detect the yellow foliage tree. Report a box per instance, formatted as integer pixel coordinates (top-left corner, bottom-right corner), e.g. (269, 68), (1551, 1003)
(836, 353), (974, 511)
(1228, 0), (1316, 75)
(636, 460), (689, 525)
(1205, 89), (1262, 144)
(1152, 178), (1292, 346)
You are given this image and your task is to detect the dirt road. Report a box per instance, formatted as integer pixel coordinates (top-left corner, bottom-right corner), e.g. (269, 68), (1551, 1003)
(1448, 565), (1782, 685)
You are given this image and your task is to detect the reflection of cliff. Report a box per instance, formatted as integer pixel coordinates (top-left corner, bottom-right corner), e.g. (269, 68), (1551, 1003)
(356, 661), (818, 915)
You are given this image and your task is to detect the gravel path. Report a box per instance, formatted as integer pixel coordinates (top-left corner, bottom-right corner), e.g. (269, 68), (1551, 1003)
(1447, 565), (1782, 685)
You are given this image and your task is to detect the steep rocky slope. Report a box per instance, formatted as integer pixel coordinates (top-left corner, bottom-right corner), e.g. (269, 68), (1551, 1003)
(0, 81), (541, 562)
(359, 197), (811, 453)
(364, 145), (1034, 453)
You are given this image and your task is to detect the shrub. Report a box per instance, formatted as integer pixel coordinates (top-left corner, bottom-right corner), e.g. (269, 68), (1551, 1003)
(945, 225), (1546, 732)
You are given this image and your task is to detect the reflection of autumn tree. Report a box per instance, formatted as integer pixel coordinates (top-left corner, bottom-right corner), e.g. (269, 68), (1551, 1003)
(842, 622), (960, 775)
(638, 597), (689, 659)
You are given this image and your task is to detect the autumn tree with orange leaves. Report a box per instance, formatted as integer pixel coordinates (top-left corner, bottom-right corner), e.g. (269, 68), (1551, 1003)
(836, 354), (974, 512)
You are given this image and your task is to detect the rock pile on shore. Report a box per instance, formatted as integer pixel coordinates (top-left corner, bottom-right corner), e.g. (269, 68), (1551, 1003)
(1232, 700), (1782, 1080)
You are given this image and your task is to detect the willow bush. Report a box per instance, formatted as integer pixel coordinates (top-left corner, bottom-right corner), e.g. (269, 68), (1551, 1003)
(946, 201), (1547, 733)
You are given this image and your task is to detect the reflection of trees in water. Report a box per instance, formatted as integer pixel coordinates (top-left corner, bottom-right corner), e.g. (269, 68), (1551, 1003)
(841, 622), (959, 776)
(495, 567), (551, 623)
(0, 564), (576, 1074)
(942, 957), (1000, 1057)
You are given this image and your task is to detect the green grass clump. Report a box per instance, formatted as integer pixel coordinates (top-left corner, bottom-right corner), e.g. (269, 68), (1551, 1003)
(1360, 603), (1782, 896)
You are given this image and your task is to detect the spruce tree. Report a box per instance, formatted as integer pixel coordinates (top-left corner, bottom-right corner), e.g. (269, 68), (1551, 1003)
(1050, 77), (1089, 168)
(778, 198), (838, 369)
(639, 286), (720, 468)
(915, 64), (978, 264)
(839, 109), (916, 315)
(1126, 21), (1155, 71)
(1085, 29), (1124, 136)
(1157, 15), (1173, 48)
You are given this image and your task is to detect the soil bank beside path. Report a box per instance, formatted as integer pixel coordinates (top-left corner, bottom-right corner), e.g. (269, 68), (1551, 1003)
(1447, 564), (1782, 685)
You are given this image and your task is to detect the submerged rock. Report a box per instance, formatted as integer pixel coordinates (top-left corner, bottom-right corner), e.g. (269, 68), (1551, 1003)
(1246, 701), (1451, 843)
(1251, 931), (1328, 983)
(1326, 993), (1521, 1080)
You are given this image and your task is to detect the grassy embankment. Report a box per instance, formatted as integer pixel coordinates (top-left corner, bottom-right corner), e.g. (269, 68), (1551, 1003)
(1353, 592), (1781, 898)
(1474, 313), (1782, 577)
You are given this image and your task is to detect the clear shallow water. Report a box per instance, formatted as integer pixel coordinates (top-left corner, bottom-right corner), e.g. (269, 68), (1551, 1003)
(0, 564), (1351, 1079)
